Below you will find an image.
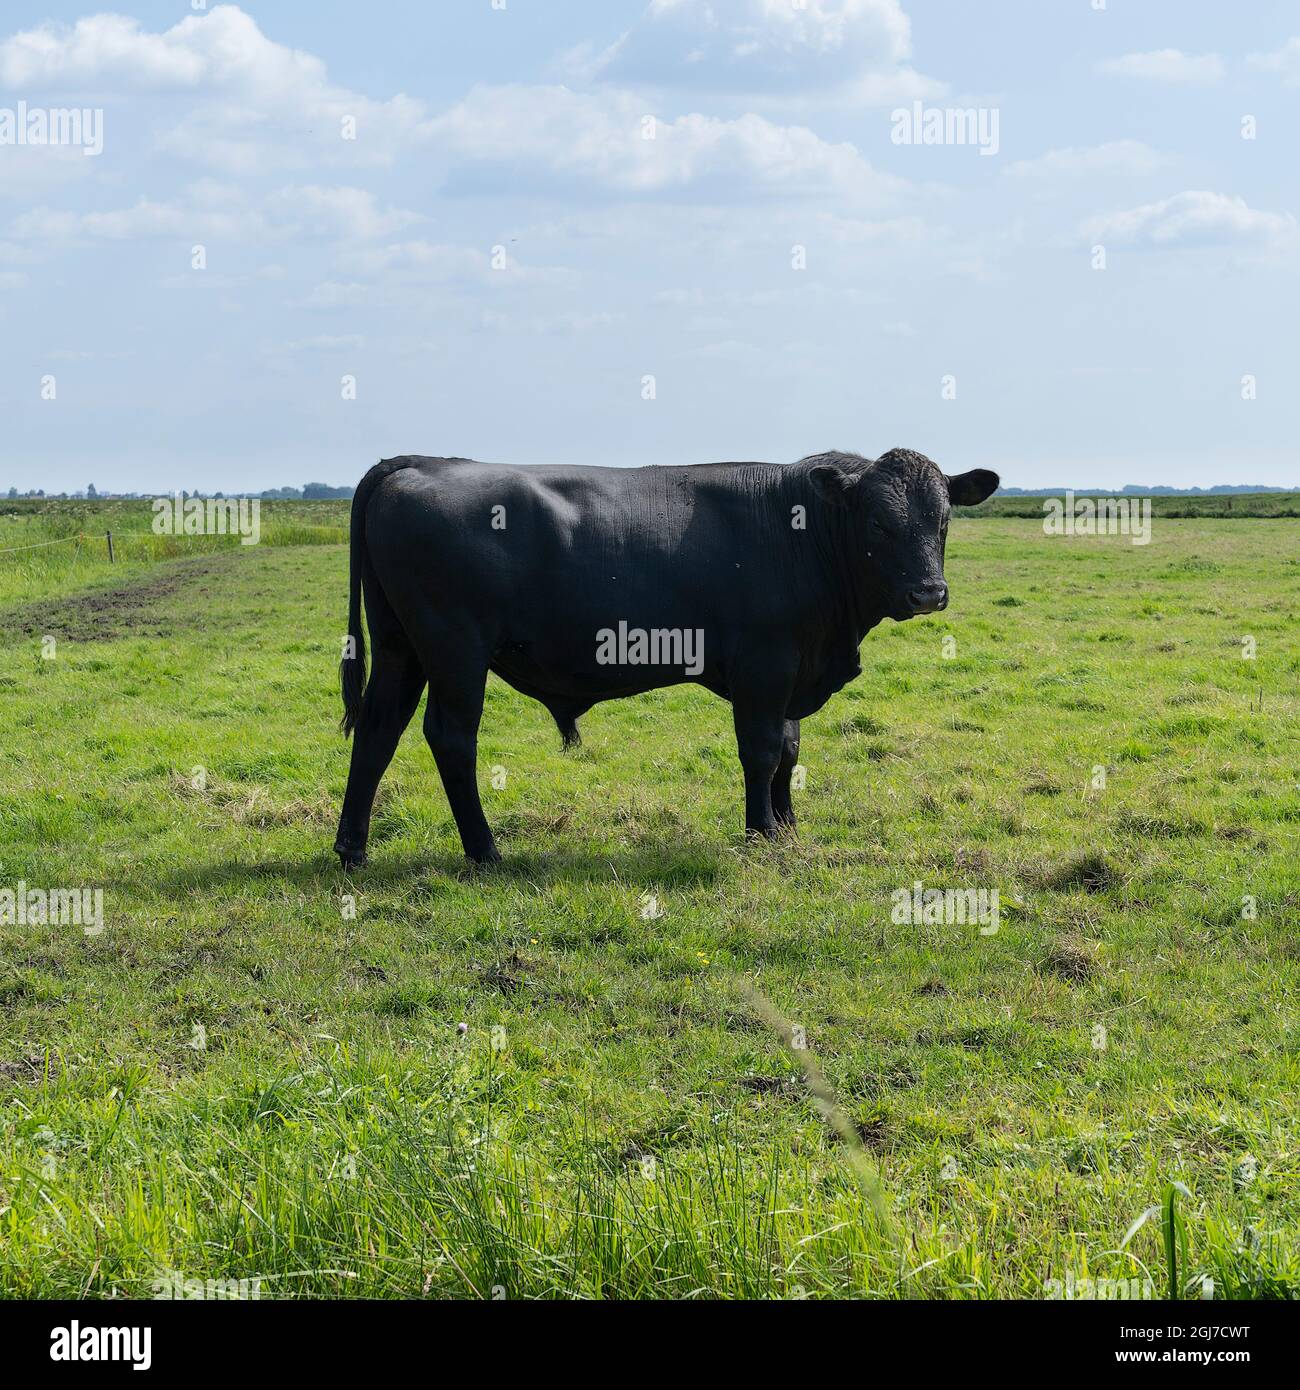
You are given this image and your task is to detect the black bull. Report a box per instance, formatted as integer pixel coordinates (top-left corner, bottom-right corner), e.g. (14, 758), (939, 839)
(334, 448), (998, 866)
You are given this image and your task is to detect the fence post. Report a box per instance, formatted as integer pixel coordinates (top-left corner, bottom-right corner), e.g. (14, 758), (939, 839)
(106, 530), (114, 563)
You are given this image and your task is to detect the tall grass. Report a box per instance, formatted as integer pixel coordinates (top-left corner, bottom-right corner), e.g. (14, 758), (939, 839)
(4, 1049), (1294, 1299)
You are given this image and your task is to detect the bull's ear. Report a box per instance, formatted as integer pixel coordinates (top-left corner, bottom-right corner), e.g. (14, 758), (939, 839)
(809, 461), (861, 506)
(947, 469), (999, 506)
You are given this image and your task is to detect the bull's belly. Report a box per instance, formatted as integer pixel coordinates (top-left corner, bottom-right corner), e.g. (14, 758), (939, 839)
(489, 643), (723, 705)
(486, 638), (858, 719)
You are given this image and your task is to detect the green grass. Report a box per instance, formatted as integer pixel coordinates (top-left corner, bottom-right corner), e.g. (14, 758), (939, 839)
(0, 496), (346, 609)
(961, 491), (1300, 519)
(1, 502), (1298, 1299)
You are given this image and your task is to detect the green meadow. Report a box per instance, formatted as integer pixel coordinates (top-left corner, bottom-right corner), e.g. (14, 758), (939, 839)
(1, 496), (1297, 1299)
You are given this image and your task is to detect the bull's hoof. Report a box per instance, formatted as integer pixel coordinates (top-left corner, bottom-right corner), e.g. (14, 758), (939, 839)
(744, 825), (782, 842)
(335, 844), (368, 871)
(465, 844), (503, 867)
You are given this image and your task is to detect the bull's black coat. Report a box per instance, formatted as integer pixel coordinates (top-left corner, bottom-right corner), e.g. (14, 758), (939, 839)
(334, 449), (998, 865)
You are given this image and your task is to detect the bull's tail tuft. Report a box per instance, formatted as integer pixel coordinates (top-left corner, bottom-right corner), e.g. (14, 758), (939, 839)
(340, 458), (414, 736)
(546, 702), (582, 751)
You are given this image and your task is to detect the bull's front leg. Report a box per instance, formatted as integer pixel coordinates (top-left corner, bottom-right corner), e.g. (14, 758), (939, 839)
(732, 699), (788, 839)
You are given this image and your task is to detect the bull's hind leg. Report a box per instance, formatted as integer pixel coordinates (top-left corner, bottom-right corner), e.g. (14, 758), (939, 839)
(770, 718), (800, 830)
(335, 641), (427, 869)
(422, 662), (500, 865)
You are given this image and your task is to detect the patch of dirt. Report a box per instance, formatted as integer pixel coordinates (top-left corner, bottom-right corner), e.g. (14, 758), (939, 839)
(829, 1115), (890, 1152)
(2, 554), (236, 641)
(0, 1054), (61, 1086)
(617, 1140), (653, 1167)
(1039, 940), (1098, 984)
(722, 1007), (768, 1035)
(480, 952), (530, 996)
(1042, 850), (1118, 894)
(854, 1117), (890, 1151)
(738, 1072), (801, 1095)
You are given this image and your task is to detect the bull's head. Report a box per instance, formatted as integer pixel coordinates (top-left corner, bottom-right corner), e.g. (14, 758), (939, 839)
(809, 447), (999, 621)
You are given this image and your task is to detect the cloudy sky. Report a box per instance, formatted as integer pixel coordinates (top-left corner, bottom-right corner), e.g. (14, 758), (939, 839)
(1, 0), (1297, 494)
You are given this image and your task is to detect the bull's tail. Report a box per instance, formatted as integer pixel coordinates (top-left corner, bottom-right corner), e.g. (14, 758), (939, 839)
(546, 701), (587, 752)
(340, 458), (415, 735)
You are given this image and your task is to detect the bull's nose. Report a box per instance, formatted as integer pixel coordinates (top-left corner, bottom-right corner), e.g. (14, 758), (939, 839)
(907, 583), (948, 614)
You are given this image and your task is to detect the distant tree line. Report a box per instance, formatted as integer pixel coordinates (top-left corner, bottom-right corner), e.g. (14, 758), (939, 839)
(5, 480), (1293, 502)
(4, 482), (356, 500)
(997, 484), (1287, 496)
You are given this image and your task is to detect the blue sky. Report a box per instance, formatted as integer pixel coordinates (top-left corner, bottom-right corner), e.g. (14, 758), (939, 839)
(1, 0), (1297, 493)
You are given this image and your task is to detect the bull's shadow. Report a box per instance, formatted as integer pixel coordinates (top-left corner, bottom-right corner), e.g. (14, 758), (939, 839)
(155, 839), (728, 896)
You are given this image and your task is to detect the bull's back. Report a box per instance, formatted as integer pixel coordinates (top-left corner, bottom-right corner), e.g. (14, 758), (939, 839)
(367, 456), (780, 623)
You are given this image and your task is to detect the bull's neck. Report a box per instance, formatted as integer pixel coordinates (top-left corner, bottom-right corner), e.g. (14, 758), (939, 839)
(788, 467), (877, 640)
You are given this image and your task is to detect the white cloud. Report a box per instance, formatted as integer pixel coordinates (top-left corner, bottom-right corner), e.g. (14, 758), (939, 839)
(1247, 37), (1300, 86)
(268, 186), (421, 240)
(428, 83), (906, 201)
(296, 240), (544, 311)
(0, 8), (914, 195)
(1082, 191), (1297, 249)
(0, 6), (919, 199)
(0, 12), (206, 88)
(1, 4), (347, 95)
(848, 66), (946, 105)
(478, 307), (626, 336)
(296, 281), (379, 311)
(813, 212), (942, 245)
(1097, 50), (1224, 84)
(565, 0), (940, 103)
(8, 183), (419, 244)
(336, 241), (492, 281)
(153, 265), (283, 292)
(1005, 140), (1166, 179)
(267, 334), (366, 354)
(0, 269), (28, 289)
(0, 6), (432, 172)
(10, 196), (259, 241)
(685, 338), (768, 365)
(332, 240), (575, 300)
(0, 144), (99, 201)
